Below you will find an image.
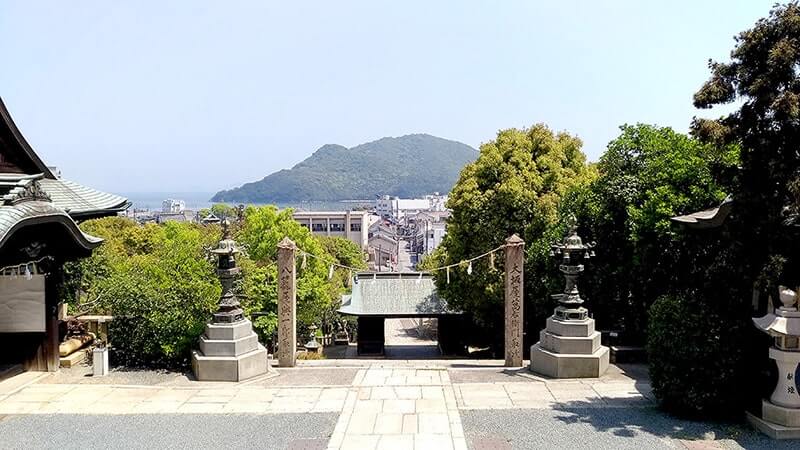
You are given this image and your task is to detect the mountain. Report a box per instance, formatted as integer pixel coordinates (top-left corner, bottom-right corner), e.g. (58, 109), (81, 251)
(211, 134), (478, 203)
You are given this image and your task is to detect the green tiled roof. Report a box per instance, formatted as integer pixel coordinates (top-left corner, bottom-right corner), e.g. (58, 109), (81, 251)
(339, 272), (460, 317)
(39, 178), (129, 217)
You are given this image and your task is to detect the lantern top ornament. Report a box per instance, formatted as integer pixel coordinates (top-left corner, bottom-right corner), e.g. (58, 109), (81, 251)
(212, 219), (239, 256)
(753, 286), (800, 349)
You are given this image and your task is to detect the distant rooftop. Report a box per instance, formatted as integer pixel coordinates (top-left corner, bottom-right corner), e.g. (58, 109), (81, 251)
(339, 272), (460, 317)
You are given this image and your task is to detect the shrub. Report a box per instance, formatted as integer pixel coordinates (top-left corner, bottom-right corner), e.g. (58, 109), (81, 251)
(647, 293), (747, 419)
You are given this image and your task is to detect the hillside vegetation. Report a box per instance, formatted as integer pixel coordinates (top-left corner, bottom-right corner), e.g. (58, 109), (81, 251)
(211, 134), (477, 203)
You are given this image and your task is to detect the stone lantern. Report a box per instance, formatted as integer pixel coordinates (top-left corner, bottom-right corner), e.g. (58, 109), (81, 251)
(530, 219), (609, 378)
(191, 220), (269, 381)
(748, 286), (800, 438)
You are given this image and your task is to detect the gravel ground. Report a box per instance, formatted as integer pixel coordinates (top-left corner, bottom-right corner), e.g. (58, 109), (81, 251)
(461, 407), (794, 450)
(39, 364), (196, 386)
(0, 413), (338, 450)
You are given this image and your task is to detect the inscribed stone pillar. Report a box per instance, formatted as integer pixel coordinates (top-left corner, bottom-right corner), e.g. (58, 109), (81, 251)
(277, 237), (297, 367)
(505, 234), (524, 367)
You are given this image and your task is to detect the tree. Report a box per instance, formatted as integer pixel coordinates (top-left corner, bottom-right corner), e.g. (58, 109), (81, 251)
(432, 124), (595, 352)
(645, 2), (800, 417)
(72, 217), (221, 368)
(236, 206), (345, 344)
(575, 124), (737, 341)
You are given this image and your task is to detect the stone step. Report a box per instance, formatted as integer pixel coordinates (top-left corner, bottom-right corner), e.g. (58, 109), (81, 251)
(199, 332), (260, 357)
(545, 317), (595, 337)
(530, 343), (610, 378)
(204, 319), (254, 341)
(539, 330), (600, 355)
(191, 344), (269, 382)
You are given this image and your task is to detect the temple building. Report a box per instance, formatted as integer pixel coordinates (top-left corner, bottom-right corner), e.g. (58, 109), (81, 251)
(0, 98), (128, 376)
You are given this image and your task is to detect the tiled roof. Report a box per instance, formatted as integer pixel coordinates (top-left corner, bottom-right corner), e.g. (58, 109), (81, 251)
(39, 178), (129, 217)
(338, 272), (460, 317)
(671, 195), (733, 229)
(0, 200), (102, 250)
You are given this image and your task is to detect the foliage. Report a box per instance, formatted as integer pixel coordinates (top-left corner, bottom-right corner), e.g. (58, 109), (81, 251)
(432, 124), (595, 351)
(647, 289), (758, 419)
(211, 134), (478, 203)
(317, 236), (366, 336)
(575, 124), (737, 341)
(643, 2), (800, 418)
(236, 207), (360, 346)
(72, 217), (220, 368)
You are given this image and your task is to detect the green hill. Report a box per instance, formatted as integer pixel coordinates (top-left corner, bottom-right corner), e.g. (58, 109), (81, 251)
(211, 134), (477, 203)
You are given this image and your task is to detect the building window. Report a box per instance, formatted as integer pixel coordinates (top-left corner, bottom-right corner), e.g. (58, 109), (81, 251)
(350, 223), (362, 232)
(300, 223), (308, 228)
(331, 223), (345, 232)
(312, 223), (327, 232)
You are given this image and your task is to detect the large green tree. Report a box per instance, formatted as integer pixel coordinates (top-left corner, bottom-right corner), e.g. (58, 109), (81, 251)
(576, 124), (737, 341)
(431, 124), (595, 352)
(71, 218), (221, 368)
(645, 2), (800, 418)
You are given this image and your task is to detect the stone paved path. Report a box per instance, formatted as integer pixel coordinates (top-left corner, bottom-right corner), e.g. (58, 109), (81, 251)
(0, 363), (782, 449)
(328, 368), (464, 450)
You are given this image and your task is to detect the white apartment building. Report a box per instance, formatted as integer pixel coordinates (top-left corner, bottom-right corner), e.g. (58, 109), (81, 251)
(376, 193), (449, 220)
(412, 210), (449, 256)
(293, 210), (378, 250)
(162, 198), (186, 213)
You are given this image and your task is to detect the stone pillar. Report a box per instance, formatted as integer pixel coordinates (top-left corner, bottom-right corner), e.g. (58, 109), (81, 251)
(505, 234), (524, 367)
(277, 237), (297, 367)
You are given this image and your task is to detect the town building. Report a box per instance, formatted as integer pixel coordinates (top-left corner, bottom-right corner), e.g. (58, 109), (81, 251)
(410, 210), (450, 256)
(162, 198), (185, 214)
(368, 230), (398, 271)
(375, 193), (448, 220)
(293, 210), (378, 250)
(0, 98), (128, 374)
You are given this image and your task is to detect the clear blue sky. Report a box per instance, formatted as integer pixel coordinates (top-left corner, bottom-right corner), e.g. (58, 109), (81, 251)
(0, 1), (775, 193)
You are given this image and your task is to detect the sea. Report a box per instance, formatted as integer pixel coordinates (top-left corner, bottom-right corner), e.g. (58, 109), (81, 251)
(122, 192), (374, 212)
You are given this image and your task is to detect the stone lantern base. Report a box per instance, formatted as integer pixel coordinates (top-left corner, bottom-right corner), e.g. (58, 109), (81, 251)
(530, 316), (609, 378)
(747, 403), (800, 440)
(191, 319), (269, 382)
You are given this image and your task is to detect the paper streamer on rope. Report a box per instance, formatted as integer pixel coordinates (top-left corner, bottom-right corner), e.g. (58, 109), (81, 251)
(416, 272), (423, 284)
(301, 252), (307, 270)
(467, 261), (473, 275)
(489, 252), (495, 270)
(328, 265), (334, 280)
(446, 267), (450, 283)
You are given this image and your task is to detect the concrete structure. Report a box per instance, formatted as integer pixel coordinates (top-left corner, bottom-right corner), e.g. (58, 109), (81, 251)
(505, 235), (524, 367)
(368, 231), (398, 271)
(530, 223), (609, 378)
(161, 198), (185, 213)
(748, 286), (800, 439)
(410, 211), (449, 256)
(191, 223), (268, 381)
(293, 210), (376, 250)
(376, 193), (448, 220)
(277, 237), (297, 367)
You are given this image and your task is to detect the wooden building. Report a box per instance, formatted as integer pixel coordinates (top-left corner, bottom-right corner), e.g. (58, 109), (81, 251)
(338, 272), (465, 355)
(0, 98), (128, 374)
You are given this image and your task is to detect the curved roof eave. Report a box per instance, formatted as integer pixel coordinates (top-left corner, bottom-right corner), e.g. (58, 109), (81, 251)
(0, 210), (103, 253)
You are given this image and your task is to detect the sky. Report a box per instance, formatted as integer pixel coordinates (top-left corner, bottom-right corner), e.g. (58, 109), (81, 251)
(0, 1), (777, 194)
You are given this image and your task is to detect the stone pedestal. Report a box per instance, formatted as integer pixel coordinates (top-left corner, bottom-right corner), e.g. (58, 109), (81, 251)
(191, 222), (269, 382)
(192, 319), (269, 381)
(530, 317), (609, 378)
